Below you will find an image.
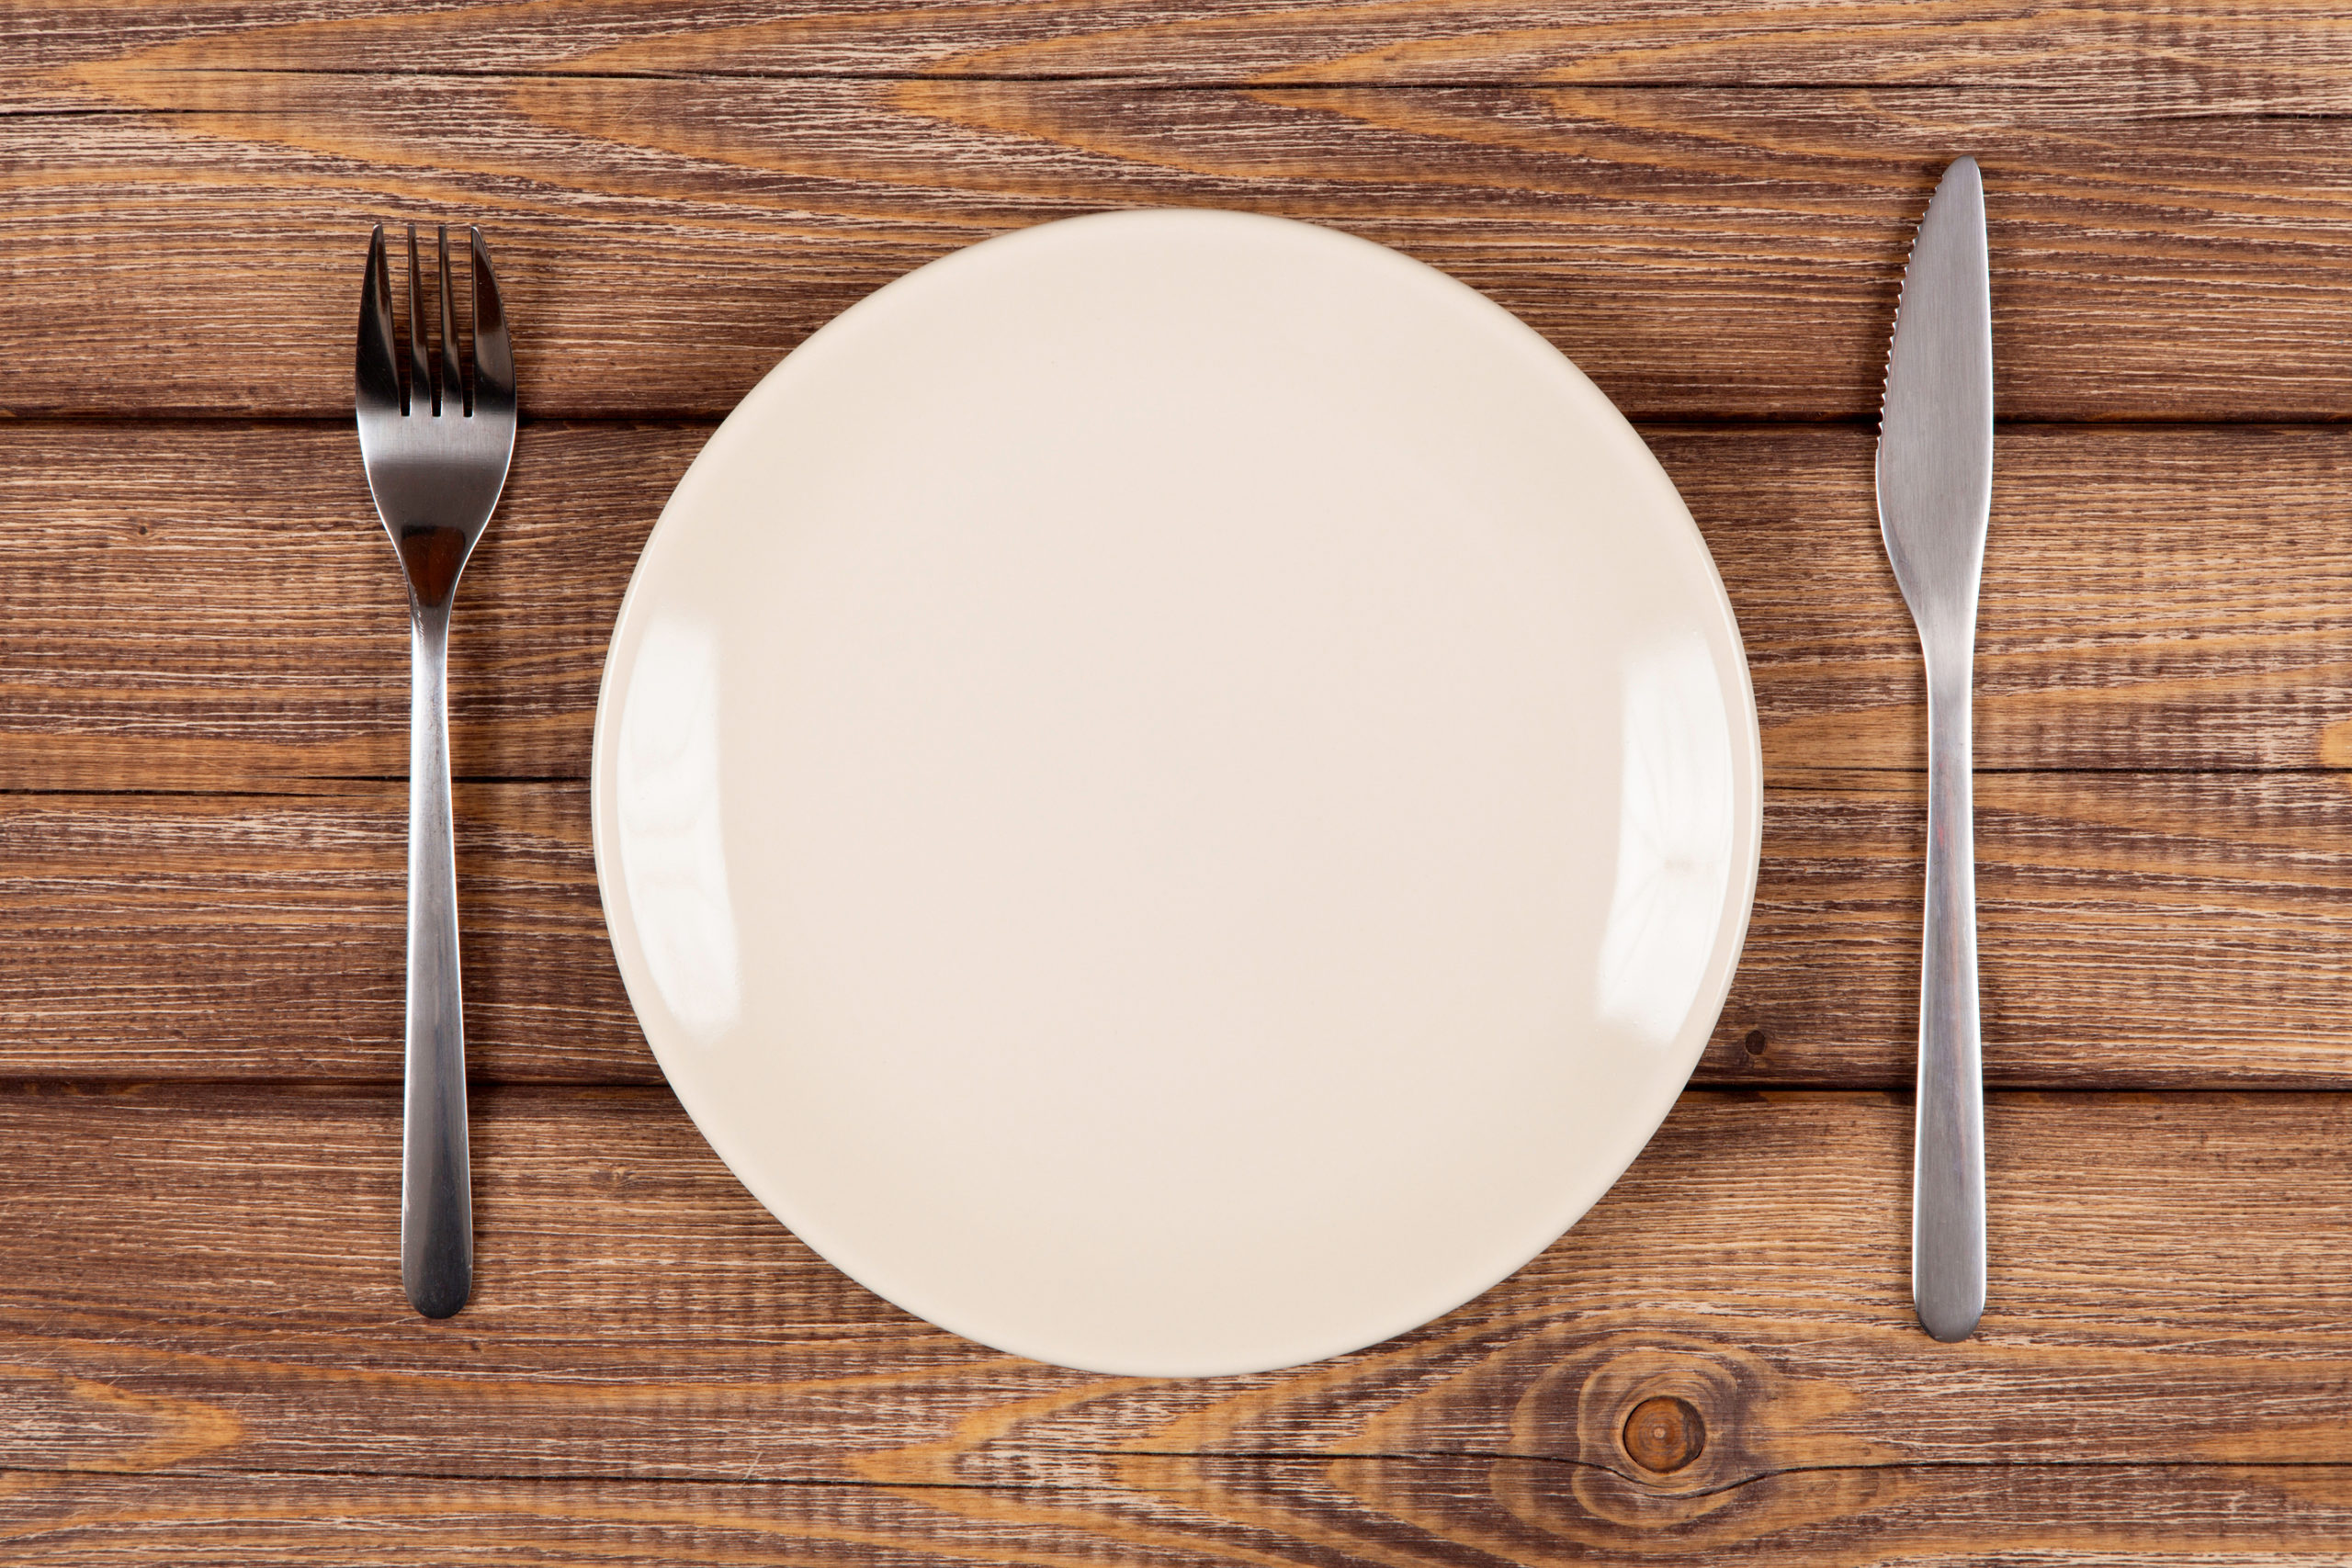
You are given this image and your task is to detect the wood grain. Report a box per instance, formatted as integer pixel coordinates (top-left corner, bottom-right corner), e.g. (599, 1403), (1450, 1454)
(10, 421), (2352, 793)
(14, 6), (2352, 1559)
(8, 421), (2352, 1086)
(20, 0), (2352, 96)
(11, 765), (2352, 1089)
(0, 785), (635, 1084)
(17, 39), (2352, 419)
(7, 1084), (2352, 1562)
(13, 1465), (2352, 1567)
(0, 422), (677, 792)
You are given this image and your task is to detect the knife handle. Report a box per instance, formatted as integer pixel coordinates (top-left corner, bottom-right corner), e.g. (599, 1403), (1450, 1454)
(1915, 652), (1985, 1341)
(401, 598), (473, 1319)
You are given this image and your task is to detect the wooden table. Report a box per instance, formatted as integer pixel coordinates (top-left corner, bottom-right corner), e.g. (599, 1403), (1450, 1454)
(12, 3), (2352, 1562)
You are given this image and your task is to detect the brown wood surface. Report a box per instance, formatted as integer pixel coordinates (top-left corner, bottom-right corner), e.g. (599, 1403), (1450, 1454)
(11, 2), (2352, 1562)
(13, 769), (2352, 1089)
(11, 1085), (2352, 1565)
(16, 3), (2352, 423)
(10, 420), (2352, 792)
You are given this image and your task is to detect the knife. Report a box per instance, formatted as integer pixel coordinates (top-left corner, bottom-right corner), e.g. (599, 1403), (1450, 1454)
(1877, 156), (1992, 1343)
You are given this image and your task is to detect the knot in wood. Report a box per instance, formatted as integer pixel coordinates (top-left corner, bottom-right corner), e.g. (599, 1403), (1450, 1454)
(1622, 1395), (1704, 1473)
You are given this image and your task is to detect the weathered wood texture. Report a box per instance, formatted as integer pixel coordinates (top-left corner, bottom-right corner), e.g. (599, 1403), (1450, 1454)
(17, 4), (2352, 420)
(11, 767), (2352, 1089)
(11, 421), (2352, 793)
(7, 1085), (2352, 1563)
(17, 1466), (2352, 1568)
(13, 5), (2352, 1562)
(22, 0), (2352, 93)
(8, 421), (2352, 1088)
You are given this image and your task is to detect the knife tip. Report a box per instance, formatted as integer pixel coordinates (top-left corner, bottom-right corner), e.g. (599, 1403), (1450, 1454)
(1878, 156), (1984, 434)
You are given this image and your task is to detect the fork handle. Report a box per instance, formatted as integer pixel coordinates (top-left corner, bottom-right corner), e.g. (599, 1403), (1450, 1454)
(401, 599), (472, 1318)
(1914, 652), (1985, 1342)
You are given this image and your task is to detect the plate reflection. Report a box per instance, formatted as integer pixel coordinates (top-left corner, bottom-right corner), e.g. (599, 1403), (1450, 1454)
(1596, 637), (1736, 1047)
(616, 615), (742, 1043)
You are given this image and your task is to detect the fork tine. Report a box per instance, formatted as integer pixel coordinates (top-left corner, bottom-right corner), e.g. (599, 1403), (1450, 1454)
(356, 224), (402, 412)
(436, 225), (463, 417)
(469, 227), (514, 412)
(405, 225), (431, 418)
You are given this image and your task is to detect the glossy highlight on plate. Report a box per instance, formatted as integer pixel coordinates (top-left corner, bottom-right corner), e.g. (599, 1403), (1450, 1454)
(592, 209), (1762, 1376)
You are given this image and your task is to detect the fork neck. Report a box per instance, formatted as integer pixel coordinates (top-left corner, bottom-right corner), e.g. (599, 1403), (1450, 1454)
(394, 519), (474, 614)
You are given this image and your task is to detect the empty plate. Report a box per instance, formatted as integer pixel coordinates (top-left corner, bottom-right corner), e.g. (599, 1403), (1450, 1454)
(592, 209), (1760, 1377)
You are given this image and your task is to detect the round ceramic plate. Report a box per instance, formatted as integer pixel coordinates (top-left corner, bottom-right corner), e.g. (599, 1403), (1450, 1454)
(592, 209), (1761, 1378)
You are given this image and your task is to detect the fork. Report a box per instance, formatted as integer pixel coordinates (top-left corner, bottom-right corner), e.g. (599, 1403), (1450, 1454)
(356, 223), (516, 1318)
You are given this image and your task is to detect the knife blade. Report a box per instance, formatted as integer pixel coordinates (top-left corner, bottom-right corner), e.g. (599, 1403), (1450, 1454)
(1877, 155), (1992, 1344)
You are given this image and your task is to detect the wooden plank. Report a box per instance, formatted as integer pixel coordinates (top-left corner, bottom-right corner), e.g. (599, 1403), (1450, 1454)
(9, 764), (2352, 1088)
(10, 1464), (2352, 1567)
(0, 785), (641, 1084)
(20, 0), (2352, 97)
(7, 421), (2351, 790)
(8, 1084), (2352, 1563)
(15, 66), (2352, 420)
(0, 421), (684, 792)
(1727, 766), (2352, 1087)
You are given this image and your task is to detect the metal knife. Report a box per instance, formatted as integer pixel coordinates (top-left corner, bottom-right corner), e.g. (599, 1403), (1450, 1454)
(1877, 156), (1992, 1343)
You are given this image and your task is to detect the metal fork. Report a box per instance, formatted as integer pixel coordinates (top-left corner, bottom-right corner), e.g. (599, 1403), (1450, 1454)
(356, 223), (516, 1319)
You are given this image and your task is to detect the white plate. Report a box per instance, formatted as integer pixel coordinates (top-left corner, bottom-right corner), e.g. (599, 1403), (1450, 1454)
(592, 209), (1760, 1378)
